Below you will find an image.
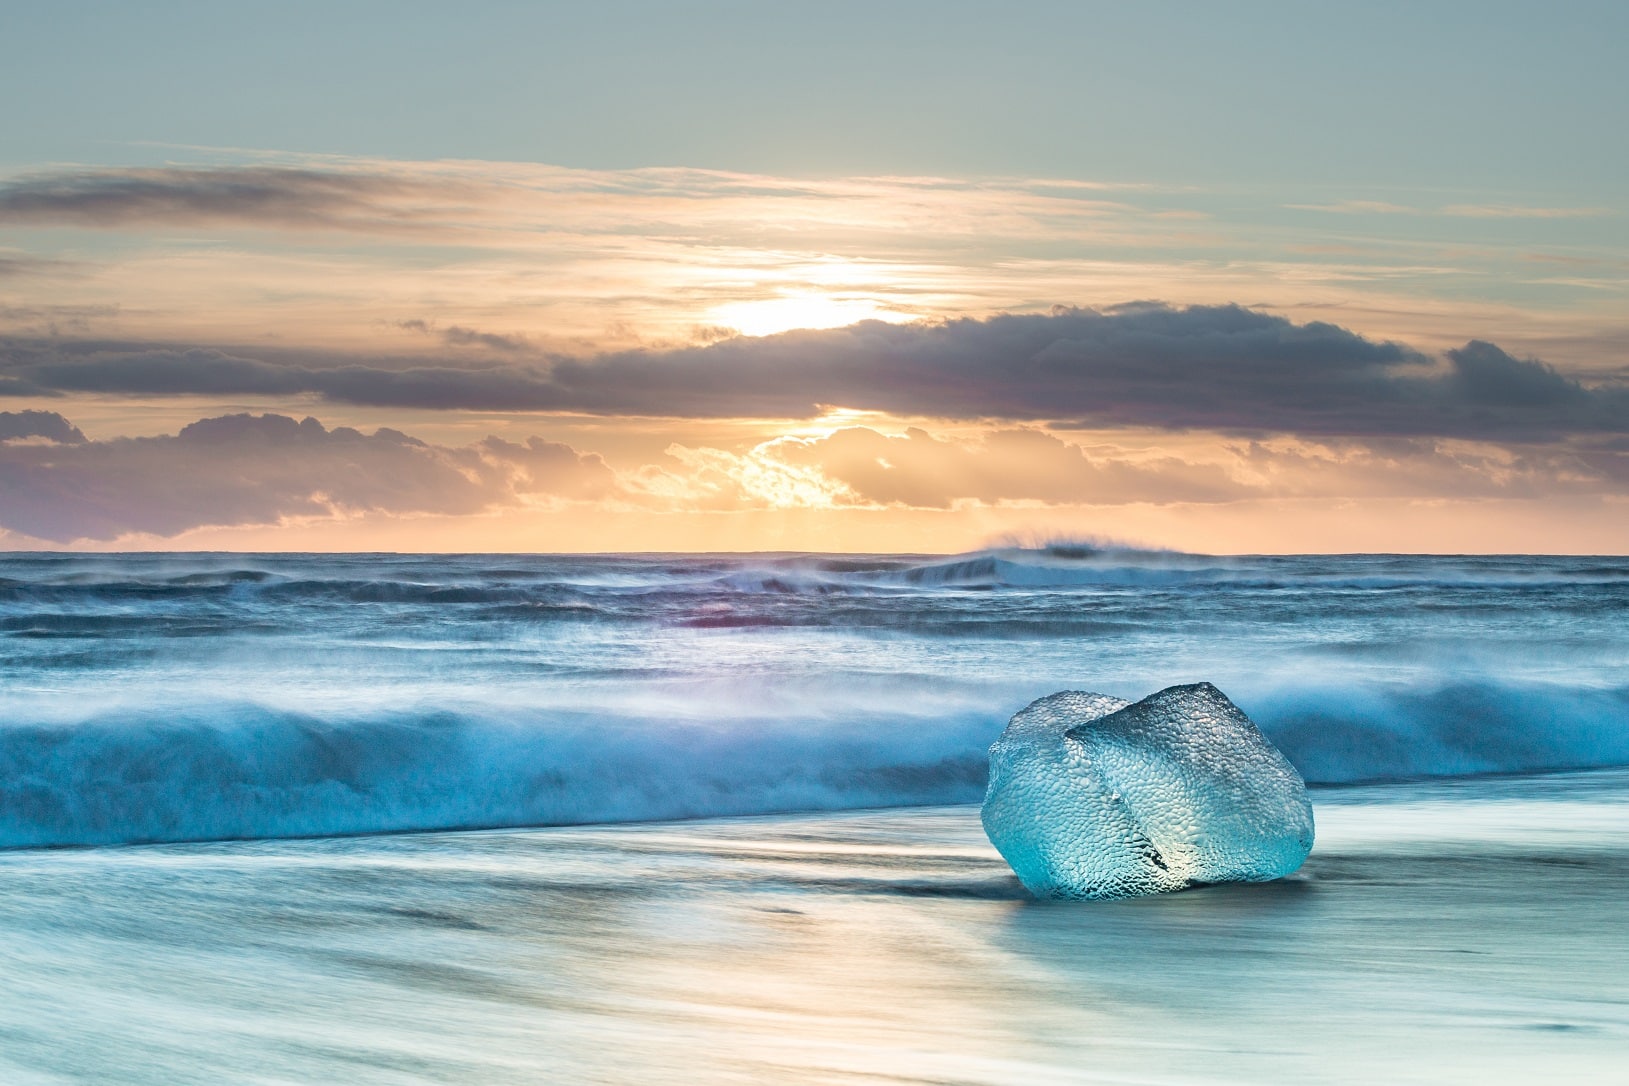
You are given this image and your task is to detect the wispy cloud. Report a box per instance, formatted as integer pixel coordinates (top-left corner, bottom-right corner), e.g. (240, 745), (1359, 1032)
(1290, 199), (1612, 219)
(0, 156), (1623, 362)
(396, 319), (532, 352)
(1441, 204), (1614, 219)
(0, 162), (1148, 242)
(1287, 200), (1419, 215)
(0, 252), (75, 279)
(0, 167), (475, 233)
(735, 426), (1244, 508)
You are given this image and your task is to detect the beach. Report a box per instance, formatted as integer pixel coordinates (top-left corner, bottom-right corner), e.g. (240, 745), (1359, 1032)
(2, 770), (1625, 1084)
(6, 10), (1625, 1080)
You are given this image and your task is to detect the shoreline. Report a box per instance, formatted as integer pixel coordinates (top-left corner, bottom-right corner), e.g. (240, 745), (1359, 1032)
(2, 771), (1625, 1083)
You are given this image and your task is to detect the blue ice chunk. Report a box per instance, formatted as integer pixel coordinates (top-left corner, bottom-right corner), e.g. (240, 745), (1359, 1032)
(982, 682), (1314, 899)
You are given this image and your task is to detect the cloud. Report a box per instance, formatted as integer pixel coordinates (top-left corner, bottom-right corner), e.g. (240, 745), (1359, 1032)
(0, 376), (53, 396)
(0, 412), (616, 542)
(0, 410), (85, 444)
(1440, 204), (1612, 220)
(1289, 200), (1611, 219)
(1222, 435), (1627, 501)
(1287, 200), (1420, 215)
(767, 427), (1243, 507)
(5, 305), (1624, 441)
(3, 158), (1623, 381)
(0, 255), (50, 279)
(2, 409), (1623, 543)
(9, 346), (314, 396)
(0, 167), (467, 232)
(442, 326), (531, 351)
(398, 319), (531, 352)
(660, 426), (1627, 513)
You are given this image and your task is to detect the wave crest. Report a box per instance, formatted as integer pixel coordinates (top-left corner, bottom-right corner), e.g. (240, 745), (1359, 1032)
(2, 679), (1626, 849)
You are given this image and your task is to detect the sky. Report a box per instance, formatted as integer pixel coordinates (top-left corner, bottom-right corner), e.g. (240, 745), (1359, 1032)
(1, 1), (1626, 553)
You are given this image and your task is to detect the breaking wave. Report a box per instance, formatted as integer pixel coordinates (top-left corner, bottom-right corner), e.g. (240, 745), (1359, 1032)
(0, 703), (993, 849)
(1, 679), (1626, 849)
(3, 548), (1625, 848)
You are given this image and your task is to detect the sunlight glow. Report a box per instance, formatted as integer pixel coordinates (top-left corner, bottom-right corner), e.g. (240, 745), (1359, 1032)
(710, 293), (905, 337)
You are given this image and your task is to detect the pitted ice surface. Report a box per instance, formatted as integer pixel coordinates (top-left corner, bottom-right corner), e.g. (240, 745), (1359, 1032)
(981, 683), (1314, 899)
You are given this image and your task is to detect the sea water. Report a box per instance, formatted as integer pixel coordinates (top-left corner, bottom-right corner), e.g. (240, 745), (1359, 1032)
(0, 548), (1625, 1082)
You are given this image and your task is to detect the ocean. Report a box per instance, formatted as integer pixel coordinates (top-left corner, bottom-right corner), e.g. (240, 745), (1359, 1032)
(1, 548), (1625, 1082)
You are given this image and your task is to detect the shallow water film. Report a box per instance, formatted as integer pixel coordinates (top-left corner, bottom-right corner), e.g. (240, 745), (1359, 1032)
(2, 773), (1626, 1084)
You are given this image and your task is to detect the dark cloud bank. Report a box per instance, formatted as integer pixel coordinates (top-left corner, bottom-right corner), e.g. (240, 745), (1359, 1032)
(0, 412), (614, 542)
(0, 409), (86, 444)
(3, 305), (1624, 542)
(3, 305), (1623, 441)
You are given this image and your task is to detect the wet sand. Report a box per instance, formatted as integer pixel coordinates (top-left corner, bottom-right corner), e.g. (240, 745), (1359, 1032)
(1, 771), (1625, 1084)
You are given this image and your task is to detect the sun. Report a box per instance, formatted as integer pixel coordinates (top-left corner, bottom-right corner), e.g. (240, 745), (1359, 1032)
(710, 293), (905, 338)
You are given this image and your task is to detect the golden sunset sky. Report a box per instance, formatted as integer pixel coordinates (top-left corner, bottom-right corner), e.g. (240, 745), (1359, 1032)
(2, 3), (1626, 552)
